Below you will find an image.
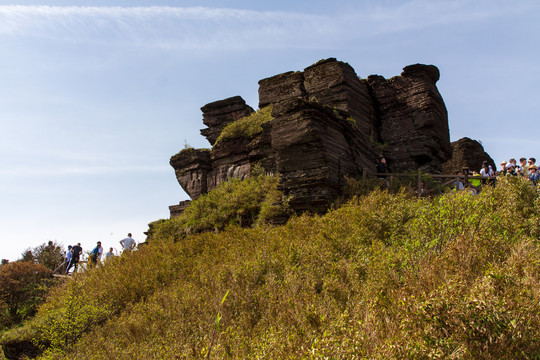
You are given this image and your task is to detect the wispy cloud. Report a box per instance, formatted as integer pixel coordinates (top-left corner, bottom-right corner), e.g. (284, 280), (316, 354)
(0, 2), (536, 50)
(0, 5), (333, 49)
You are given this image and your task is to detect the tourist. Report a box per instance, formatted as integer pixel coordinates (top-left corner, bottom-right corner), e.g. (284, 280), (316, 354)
(66, 243), (82, 273)
(528, 165), (539, 185)
(415, 182), (426, 196)
(105, 247), (115, 260)
(518, 157), (528, 175)
(376, 157), (389, 174)
(479, 161), (494, 178)
(498, 161), (508, 176)
(64, 245), (72, 274)
(454, 171), (465, 190)
(89, 242), (102, 267)
(528, 158), (536, 174)
(375, 156), (390, 182)
(469, 171), (482, 192)
(507, 159), (517, 176)
(97, 242), (104, 261)
(119, 233), (136, 252)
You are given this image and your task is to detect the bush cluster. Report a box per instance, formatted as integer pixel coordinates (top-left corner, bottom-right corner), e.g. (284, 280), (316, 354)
(214, 106), (273, 145)
(151, 174), (290, 240)
(0, 262), (53, 329)
(2, 177), (540, 359)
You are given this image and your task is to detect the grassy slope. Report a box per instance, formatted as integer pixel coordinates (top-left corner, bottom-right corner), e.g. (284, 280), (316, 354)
(3, 177), (540, 359)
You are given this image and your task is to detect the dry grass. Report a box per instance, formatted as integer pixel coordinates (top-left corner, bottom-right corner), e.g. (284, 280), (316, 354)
(2, 177), (540, 359)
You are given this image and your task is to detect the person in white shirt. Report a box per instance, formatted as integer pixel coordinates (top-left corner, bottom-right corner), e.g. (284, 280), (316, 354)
(119, 233), (136, 252)
(98, 244), (104, 260)
(65, 245), (73, 274)
(479, 161), (494, 177)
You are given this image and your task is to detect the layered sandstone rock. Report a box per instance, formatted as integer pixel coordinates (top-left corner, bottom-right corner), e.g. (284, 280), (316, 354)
(200, 96), (254, 146)
(170, 58), (455, 216)
(367, 64), (451, 173)
(270, 98), (376, 212)
(442, 137), (496, 174)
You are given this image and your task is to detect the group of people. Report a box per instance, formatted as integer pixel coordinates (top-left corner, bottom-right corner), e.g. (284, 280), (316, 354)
(456, 157), (538, 194)
(65, 233), (137, 274)
(497, 157), (538, 184)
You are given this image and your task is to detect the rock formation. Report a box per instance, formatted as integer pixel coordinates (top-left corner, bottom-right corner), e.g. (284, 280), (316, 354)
(442, 137), (496, 175)
(170, 58), (454, 216)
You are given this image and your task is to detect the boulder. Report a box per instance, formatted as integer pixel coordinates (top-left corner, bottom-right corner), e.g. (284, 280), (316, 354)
(442, 137), (496, 174)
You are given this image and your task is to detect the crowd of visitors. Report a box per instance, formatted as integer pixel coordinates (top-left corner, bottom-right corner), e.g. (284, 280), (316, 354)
(64, 233), (136, 274)
(496, 157), (538, 182)
(458, 157), (538, 194)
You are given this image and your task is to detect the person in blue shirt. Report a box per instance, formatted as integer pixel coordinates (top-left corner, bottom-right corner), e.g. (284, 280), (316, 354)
(89, 241), (102, 267)
(528, 165), (539, 185)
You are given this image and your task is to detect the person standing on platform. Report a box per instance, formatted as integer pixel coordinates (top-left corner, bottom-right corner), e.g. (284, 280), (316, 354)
(119, 233), (136, 253)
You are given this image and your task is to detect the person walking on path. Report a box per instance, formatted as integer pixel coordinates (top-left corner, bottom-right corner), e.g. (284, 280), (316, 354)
(119, 233), (136, 252)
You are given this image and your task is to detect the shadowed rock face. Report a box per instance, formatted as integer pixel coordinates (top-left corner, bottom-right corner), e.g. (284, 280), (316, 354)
(170, 58), (455, 216)
(442, 137), (496, 175)
(367, 64), (451, 173)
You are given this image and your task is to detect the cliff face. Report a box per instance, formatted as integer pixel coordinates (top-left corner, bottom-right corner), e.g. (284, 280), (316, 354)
(367, 64), (452, 173)
(170, 58), (452, 216)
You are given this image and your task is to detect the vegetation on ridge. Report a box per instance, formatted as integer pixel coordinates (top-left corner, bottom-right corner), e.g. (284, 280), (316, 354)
(1, 177), (540, 359)
(215, 105), (273, 145)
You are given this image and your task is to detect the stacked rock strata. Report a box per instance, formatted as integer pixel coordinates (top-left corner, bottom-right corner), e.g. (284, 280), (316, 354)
(170, 58), (454, 216)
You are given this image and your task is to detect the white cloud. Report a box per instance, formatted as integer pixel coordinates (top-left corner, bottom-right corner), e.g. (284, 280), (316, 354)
(0, 1), (536, 50)
(0, 5), (332, 49)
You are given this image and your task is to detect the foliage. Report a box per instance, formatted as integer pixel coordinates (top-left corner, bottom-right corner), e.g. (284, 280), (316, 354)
(0, 262), (53, 328)
(32, 281), (111, 356)
(151, 174), (287, 239)
(215, 106), (273, 145)
(3, 177), (540, 359)
(21, 241), (65, 272)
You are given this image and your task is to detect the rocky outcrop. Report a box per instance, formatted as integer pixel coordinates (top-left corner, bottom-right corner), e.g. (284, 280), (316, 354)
(170, 148), (211, 200)
(170, 58), (455, 216)
(200, 96), (254, 146)
(367, 64), (451, 173)
(442, 137), (496, 174)
(270, 98), (376, 212)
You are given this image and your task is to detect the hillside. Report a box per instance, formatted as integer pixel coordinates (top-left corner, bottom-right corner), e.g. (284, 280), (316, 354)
(2, 176), (540, 359)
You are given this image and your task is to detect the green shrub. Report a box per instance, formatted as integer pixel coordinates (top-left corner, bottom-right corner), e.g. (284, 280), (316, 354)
(151, 174), (285, 240)
(215, 106), (273, 145)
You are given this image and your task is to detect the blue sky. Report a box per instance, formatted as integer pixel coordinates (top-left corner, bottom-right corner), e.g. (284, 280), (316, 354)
(1, 0), (539, 261)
